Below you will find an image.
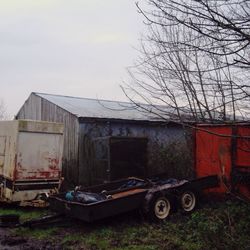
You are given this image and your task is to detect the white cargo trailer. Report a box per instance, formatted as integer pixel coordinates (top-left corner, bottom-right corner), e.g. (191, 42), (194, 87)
(0, 120), (64, 205)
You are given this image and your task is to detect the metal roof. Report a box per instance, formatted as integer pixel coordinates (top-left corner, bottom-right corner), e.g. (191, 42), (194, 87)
(34, 93), (171, 122)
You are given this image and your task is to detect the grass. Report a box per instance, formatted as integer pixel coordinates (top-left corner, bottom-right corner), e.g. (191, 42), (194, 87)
(14, 227), (59, 240)
(0, 206), (48, 222)
(1, 199), (249, 250)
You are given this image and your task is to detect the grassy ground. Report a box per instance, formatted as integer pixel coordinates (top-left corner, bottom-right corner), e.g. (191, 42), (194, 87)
(0, 206), (48, 223)
(0, 199), (249, 250)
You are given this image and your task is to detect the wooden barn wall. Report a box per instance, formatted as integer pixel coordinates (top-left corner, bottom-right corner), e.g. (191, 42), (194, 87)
(16, 94), (79, 187)
(16, 93), (42, 120)
(78, 120), (194, 186)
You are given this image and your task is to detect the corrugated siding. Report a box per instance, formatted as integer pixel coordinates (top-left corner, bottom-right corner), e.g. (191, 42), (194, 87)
(16, 93), (79, 187)
(35, 92), (171, 121)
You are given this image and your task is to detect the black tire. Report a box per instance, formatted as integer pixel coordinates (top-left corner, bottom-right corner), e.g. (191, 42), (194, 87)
(147, 194), (172, 222)
(179, 190), (197, 213)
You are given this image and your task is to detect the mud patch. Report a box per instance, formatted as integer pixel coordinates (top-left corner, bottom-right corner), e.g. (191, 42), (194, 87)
(0, 228), (61, 250)
(1, 236), (27, 246)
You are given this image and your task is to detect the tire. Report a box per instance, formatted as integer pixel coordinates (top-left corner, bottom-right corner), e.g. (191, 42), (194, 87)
(147, 194), (172, 222)
(180, 190), (196, 213)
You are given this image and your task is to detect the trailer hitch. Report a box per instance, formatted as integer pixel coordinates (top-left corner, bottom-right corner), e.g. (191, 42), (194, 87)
(0, 214), (20, 227)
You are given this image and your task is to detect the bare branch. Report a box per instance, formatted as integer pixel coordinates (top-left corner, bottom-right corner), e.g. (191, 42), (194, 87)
(125, 0), (250, 123)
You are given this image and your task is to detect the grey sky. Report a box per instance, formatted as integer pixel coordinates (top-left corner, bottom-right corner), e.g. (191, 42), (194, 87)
(0, 0), (146, 117)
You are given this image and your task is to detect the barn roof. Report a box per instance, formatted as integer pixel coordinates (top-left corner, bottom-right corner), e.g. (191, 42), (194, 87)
(34, 92), (172, 122)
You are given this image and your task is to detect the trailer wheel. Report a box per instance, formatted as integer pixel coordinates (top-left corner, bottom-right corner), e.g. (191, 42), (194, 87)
(180, 190), (196, 212)
(148, 195), (172, 221)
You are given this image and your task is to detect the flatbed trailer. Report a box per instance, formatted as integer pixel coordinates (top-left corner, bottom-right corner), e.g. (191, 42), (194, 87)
(49, 175), (219, 222)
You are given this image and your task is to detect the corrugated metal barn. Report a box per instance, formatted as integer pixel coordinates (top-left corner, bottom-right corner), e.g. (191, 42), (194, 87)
(16, 92), (193, 187)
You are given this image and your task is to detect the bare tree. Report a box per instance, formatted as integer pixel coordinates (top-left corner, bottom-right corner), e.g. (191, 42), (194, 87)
(124, 0), (250, 122)
(0, 99), (8, 120)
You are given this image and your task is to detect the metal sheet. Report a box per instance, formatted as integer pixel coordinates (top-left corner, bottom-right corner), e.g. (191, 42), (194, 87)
(196, 126), (233, 194)
(0, 121), (19, 179)
(0, 120), (64, 202)
(195, 124), (250, 198)
(34, 92), (169, 121)
(16, 132), (63, 180)
(236, 126), (250, 167)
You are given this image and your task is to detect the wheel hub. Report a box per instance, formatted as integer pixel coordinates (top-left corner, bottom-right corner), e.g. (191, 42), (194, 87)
(181, 192), (196, 212)
(154, 198), (170, 219)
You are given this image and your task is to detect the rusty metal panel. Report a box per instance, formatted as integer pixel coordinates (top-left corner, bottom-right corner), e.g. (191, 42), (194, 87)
(233, 125), (250, 199)
(236, 126), (250, 167)
(0, 120), (64, 202)
(0, 121), (19, 180)
(11, 189), (52, 202)
(16, 132), (63, 180)
(196, 124), (250, 199)
(195, 126), (232, 194)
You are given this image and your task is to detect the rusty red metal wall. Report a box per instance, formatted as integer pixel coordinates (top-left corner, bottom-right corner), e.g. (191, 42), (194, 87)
(195, 124), (250, 199)
(236, 126), (250, 167)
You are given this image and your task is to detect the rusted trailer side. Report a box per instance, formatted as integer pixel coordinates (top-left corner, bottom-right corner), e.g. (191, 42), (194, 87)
(195, 124), (250, 199)
(0, 120), (64, 204)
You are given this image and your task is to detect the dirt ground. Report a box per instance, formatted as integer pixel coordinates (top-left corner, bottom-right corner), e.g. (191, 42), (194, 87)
(0, 199), (249, 250)
(0, 227), (59, 250)
(0, 214), (130, 250)
(0, 212), (141, 250)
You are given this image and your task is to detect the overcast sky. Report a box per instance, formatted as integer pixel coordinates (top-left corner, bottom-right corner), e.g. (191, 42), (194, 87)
(0, 0), (146, 118)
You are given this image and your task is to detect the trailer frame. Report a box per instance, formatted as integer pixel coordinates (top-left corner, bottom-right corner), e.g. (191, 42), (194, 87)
(49, 175), (219, 222)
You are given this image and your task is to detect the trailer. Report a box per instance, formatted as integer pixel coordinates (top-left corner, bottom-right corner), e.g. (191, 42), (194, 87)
(0, 120), (64, 205)
(49, 175), (219, 222)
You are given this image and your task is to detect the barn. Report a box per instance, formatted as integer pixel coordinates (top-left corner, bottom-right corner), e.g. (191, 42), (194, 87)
(16, 92), (193, 187)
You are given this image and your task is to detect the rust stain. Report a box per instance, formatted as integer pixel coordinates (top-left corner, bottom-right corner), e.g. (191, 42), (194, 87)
(15, 161), (28, 180)
(15, 159), (60, 180)
(48, 157), (60, 170)
(218, 144), (228, 176)
(19, 169), (61, 180)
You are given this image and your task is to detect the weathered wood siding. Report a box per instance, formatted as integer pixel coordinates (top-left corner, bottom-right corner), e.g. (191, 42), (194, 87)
(16, 93), (42, 120)
(16, 93), (79, 187)
(78, 119), (193, 186)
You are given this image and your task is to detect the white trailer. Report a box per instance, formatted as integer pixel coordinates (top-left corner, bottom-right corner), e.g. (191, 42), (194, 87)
(0, 120), (64, 205)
